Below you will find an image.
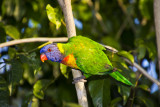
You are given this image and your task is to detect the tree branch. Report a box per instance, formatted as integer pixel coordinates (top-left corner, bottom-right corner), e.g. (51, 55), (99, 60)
(125, 58), (160, 86)
(103, 45), (160, 87)
(154, 0), (160, 88)
(57, 0), (88, 107)
(0, 37), (68, 48)
(58, 0), (76, 38)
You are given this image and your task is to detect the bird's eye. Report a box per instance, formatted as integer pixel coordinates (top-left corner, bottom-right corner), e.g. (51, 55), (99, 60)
(48, 48), (51, 52)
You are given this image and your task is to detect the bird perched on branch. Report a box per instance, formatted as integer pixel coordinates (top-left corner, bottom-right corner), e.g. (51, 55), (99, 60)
(40, 36), (133, 86)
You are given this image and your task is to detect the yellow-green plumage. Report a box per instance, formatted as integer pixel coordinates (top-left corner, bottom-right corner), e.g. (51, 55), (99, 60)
(61, 36), (133, 86)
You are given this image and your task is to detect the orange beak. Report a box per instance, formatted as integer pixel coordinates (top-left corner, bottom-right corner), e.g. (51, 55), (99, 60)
(40, 54), (48, 62)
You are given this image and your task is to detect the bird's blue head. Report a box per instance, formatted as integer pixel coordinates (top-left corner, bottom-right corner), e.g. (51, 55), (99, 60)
(40, 43), (64, 63)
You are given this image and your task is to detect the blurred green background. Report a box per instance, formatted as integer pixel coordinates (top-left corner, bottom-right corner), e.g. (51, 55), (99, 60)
(0, 0), (159, 107)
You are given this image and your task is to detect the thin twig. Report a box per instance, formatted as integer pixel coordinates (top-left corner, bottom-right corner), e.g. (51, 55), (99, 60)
(103, 44), (160, 87)
(0, 37), (68, 48)
(101, 44), (118, 53)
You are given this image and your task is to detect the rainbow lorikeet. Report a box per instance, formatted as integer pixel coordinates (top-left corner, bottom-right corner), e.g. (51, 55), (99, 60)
(40, 36), (133, 86)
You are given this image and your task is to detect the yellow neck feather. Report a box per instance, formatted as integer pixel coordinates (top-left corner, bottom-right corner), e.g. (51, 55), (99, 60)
(57, 43), (64, 54)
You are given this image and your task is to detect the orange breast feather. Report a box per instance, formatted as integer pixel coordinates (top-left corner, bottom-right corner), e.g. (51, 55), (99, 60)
(61, 54), (79, 69)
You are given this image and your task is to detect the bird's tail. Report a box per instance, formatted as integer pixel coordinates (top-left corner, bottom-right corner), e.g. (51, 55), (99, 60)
(109, 71), (133, 86)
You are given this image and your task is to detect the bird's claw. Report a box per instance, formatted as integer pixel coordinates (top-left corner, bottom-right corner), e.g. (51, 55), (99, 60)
(72, 76), (87, 84)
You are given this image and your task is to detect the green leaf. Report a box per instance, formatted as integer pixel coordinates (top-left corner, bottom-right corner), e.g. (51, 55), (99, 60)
(60, 64), (69, 78)
(31, 97), (39, 107)
(118, 85), (131, 104)
(1, 0), (15, 16)
(139, 0), (153, 20)
(137, 96), (154, 107)
(8, 47), (17, 59)
(146, 42), (157, 60)
(23, 63), (35, 84)
(9, 59), (23, 95)
(33, 79), (54, 99)
(13, 0), (25, 21)
(2, 0), (25, 21)
(138, 46), (146, 60)
(18, 53), (41, 84)
(0, 76), (9, 106)
(88, 79), (111, 107)
(21, 91), (33, 107)
(111, 97), (122, 106)
(28, 52), (41, 73)
(10, 59), (23, 83)
(63, 102), (81, 107)
(46, 4), (62, 29)
(0, 25), (6, 43)
(117, 50), (134, 63)
(72, 3), (92, 21)
(138, 84), (150, 92)
(4, 25), (20, 39)
(18, 55), (33, 80)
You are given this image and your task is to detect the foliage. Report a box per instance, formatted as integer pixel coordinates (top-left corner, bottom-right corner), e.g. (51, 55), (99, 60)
(0, 0), (159, 107)
(46, 4), (63, 29)
(88, 79), (111, 107)
(117, 50), (134, 63)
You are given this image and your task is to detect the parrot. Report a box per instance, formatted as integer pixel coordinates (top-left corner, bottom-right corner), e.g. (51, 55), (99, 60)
(40, 36), (133, 86)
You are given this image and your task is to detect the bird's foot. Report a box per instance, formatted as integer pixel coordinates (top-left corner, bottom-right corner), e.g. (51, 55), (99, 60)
(72, 75), (87, 84)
